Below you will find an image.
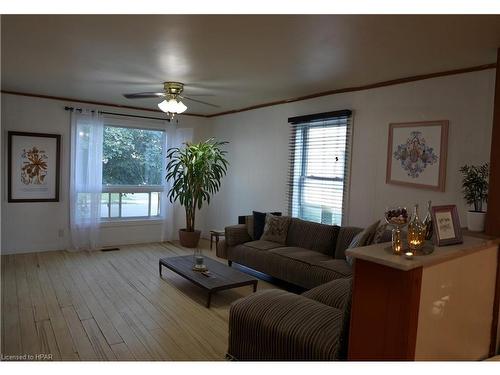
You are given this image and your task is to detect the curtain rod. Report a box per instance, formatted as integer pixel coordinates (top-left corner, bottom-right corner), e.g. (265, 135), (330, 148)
(64, 106), (171, 122)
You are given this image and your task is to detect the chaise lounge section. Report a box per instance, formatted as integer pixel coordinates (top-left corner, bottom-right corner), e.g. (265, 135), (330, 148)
(228, 278), (353, 360)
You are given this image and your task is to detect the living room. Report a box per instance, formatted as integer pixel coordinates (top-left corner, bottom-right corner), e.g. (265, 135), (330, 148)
(1, 1), (500, 373)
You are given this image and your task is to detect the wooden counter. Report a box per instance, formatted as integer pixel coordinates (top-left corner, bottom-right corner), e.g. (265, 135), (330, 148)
(346, 236), (496, 271)
(346, 235), (499, 360)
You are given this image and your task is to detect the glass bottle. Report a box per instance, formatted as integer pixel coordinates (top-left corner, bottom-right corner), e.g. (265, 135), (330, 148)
(407, 204), (425, 252)
(423, 200), (433, 241)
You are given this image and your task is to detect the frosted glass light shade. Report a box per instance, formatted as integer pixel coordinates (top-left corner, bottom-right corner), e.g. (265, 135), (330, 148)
(158, 98), (187, 114)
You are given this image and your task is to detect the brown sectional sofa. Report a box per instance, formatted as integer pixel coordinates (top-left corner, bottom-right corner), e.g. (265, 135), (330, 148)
(217, 216), (363, 289)
(220, 215), (391, 360)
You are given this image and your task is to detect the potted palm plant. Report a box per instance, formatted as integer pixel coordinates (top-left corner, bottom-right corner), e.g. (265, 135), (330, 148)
(459, 163), (489, 232)
(166, 138), (229, 248)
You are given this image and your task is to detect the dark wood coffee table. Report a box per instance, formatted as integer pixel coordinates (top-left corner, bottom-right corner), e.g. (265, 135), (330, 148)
(159, 255), (258, 308)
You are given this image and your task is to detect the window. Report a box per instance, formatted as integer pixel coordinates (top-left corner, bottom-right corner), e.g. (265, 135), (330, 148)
(101, 124), (165, 220)
(287, 110), (352, 226)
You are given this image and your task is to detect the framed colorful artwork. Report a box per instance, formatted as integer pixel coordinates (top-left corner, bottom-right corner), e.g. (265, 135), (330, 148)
(386, 120), (448, 191)
(8, 131), (61, 202)
(431, 205), (463, 246)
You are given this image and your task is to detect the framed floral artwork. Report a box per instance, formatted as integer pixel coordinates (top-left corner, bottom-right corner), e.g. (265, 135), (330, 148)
(8, 131), (61, 202)
(431, 205), (463, 246)
(386, 120), (448, 191)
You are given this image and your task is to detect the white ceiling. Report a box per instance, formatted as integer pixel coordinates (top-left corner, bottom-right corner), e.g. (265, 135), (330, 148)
(2, 15), (500, 116)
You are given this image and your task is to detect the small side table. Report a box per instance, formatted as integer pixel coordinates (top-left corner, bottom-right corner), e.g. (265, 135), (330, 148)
(210, 230), (225, 250)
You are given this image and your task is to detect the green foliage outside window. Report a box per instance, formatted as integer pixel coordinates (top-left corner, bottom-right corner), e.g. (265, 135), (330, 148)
(102, 126), (163, 185)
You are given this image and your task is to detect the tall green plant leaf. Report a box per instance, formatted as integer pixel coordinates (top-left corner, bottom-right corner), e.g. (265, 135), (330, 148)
(166, 138), (229, 231)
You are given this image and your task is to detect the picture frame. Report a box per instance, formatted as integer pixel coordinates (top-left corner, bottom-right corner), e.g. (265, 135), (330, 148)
(386, 120), (448, 191)
(8, 131), (61, 202)
(431, 205), (463, 246)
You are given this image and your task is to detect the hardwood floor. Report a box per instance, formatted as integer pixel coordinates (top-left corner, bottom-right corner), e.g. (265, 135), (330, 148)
(0, 240), (278, 361)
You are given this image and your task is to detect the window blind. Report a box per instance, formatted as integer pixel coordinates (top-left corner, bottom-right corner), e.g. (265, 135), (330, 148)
(287, 110), (352, 226)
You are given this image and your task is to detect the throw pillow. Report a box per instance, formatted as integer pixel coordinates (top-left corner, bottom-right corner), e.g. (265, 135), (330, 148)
(253, 211), (281, 240)
(348, 231), (364, 249)
(346, 232), (363, 266)
(260, 214), (291, 245)
(358, 219), (381, 246)
(345, 220), (381, 265)
(371, 222), (390, 244)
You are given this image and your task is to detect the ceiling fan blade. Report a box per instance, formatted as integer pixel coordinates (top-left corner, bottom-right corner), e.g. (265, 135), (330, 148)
(183, 93), (216, 97)
(123, 92), (165, 99)
(180, 95), (220, 108)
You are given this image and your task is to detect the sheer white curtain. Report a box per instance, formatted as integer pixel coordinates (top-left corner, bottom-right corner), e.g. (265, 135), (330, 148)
(160, 126), (193, 242)
(69, 110), (104, 250)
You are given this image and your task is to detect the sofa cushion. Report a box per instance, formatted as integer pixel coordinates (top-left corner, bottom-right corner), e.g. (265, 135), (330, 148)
(244, 240), (284, 251)
(269, 247), (332, 264)
(267, 247), (351, 289)
(285, 218), (340, 256)
(261, 214), (291, 245)
(311, 259), (353, 277)
(228, 244), (273, 274)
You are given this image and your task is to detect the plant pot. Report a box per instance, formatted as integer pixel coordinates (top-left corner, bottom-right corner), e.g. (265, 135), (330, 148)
(179, 229), (201, 248)
(467, 211), (486, 232)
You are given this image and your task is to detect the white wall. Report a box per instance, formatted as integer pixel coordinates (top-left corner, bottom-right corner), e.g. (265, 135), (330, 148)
(203, 70), (495, 232)
(2, 69), (496, 253)
(1, 93), (209, 254)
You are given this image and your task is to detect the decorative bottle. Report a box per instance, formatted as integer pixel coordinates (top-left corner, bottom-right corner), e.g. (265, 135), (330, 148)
(407, 204), (425, 252)
(423, 200), (433, 241)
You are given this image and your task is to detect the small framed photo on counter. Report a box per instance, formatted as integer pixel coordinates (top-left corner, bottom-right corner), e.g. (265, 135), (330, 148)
(431, 205), (463, 246)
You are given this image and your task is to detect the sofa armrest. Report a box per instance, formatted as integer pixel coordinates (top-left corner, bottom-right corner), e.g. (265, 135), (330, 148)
(216, 239), (228, 259)
(301, 278), (352, 359)
(225, 224), (251, 246)
(228, 289), (345, 360)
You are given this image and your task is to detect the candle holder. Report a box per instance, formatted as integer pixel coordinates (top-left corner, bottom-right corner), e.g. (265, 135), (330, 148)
(192, 248), (207, 272)
(392, 226), (403, 255)
(405, 251), (414, 260)
(407, 204), (425, 252)
(385, 207), (408, 255)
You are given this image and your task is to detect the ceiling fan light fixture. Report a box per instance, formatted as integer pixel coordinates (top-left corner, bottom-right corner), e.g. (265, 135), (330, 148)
(158, 98), (187, 114)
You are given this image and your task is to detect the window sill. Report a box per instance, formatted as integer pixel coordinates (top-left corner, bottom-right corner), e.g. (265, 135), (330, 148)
(99, 218), (163, 228)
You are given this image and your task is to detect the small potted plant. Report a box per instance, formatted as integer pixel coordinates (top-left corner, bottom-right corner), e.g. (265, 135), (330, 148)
(459, 163), (489, 232)
(166, 138), (229, 248)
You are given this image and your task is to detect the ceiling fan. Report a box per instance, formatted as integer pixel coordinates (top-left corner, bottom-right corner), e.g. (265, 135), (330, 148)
(123, 81), (219, 115)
